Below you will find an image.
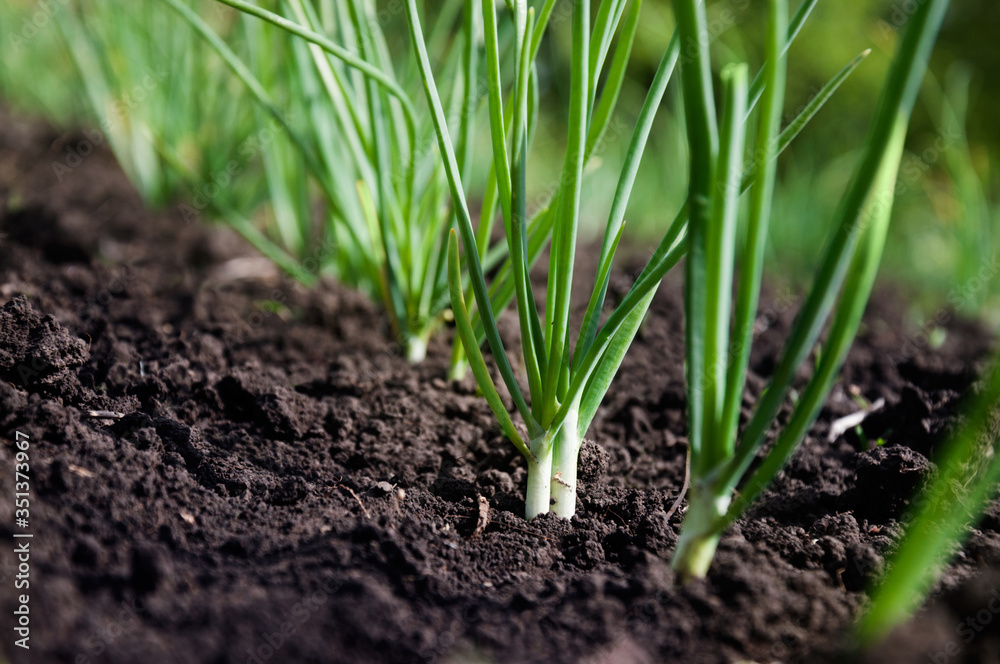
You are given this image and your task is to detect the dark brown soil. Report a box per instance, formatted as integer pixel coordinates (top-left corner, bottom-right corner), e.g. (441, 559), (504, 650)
(1, 109), (998, 664)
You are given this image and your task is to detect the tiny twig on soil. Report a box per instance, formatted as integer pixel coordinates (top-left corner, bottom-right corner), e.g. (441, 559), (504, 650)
(323, 477), (370, 519)
(826, 397), (885, 442)
(392, 487), (406, 518)
(337, 485), (370, 519)
(665, 447), (691, 524)
(444, 507), (553, 541)
(83, 410), (126, 419)
(472, 495), (490, 538)
(500, 523), (556, 542)
(602, 508), (627, 526)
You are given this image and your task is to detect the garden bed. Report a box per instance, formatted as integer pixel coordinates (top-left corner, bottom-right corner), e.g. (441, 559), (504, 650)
(1, 111), (998, 664)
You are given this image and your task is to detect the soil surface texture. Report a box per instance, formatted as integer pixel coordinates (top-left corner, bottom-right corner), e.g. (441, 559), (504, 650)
(1, 109), (999, 664)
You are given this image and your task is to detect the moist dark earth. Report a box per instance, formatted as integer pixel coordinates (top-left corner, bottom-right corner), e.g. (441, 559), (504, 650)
(1, 109), (999, 664)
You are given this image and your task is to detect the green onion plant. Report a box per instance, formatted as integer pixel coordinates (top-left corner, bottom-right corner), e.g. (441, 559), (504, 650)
(50, 1), (318, 282)
(411, 0), (662, 518)
(162, 0), (526, 361)
(669, 0), (949, 581)
(410, 0), (870, 520)
(2, 0), (318, 283)
(443, 0), (647, 382)
(55, 0), (260, 210)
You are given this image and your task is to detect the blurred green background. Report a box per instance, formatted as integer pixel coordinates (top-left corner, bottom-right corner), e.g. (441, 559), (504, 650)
(1, 0), (996, 324)
(579, 0), (999, 323)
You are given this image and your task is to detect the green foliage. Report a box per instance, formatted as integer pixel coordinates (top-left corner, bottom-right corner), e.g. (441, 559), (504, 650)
(159, 0), (504, 360)
(416, 0), (860, 521)
(1, 1), (261, 210)
(857, 358), (1000, 645)
(58, 1), (258, 208)
(670, 0), (949, 581)
(412, 0), (682, 519)
(618, 2), (999, 319)
(1, 0), (328, 280)
(0, 1), (82, 122)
